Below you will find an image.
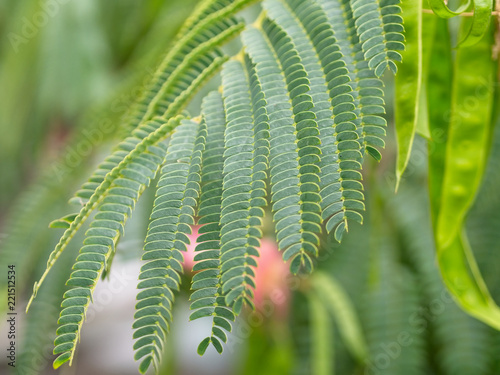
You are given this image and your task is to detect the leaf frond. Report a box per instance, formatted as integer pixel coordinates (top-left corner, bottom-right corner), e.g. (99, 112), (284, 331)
(52, 120), (173, 368)
(133, 119), (206, 373)
(189, 92), (235, 355)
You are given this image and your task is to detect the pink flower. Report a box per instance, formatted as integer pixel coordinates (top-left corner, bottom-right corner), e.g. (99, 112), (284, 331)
(182, 225), (199, 271)
(253, 238), (290, 317)
(182, 226), (290, 317)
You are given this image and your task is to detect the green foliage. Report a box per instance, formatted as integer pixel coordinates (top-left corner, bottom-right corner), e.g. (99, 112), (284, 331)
(133, 119), (205, 372)
(429, 0), (493, 47)
(351, 0), (404, 76)
(318, 0), (388, 161)
(311, 272), (367, 362)
(394, 0), (422, 187)
(431, 17), (500, 329)
(308, 292), (333, 375)
(243, 20), (324, 271)
(27, 116), (184, 311)
(364, 247), (427, 375)
(219, 59), (267, 311)
(7, 0), (499, 374)
(53, 117), (175, 368)
(23, 0), (404, 370)
(387, 163), (497, 375)
(189, 92), (236, 356)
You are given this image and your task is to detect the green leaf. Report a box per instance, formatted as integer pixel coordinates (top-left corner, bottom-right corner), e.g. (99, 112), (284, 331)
(27, 116), (183, 314)
(197, 337), (211, 355)
(395, 0), (422, 189)
(427, 17), (452, 230)
(219, 58), (267, 310)
(351, 0), (404, 76)
(49, 214), (78, 229)
(433, 17), (500, 330)
(435, 18), (495, 249)
(17, 1), (413, 370)
(428, 0), (472, 17)
(52, 118), (171, 369)
(189, 91), (234, 355)
(457, 0), (493, 47)
(308, 293), (333, 375)
(133, 119), (205, 373)
(438, 232), (500, 330)
(311, 271), (368, 362)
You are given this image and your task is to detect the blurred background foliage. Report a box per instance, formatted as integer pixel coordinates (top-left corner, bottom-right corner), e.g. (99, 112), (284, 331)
(1, 1), (500, 375)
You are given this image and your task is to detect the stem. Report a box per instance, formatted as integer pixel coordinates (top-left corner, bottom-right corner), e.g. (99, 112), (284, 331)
(422, 8), (500, 16)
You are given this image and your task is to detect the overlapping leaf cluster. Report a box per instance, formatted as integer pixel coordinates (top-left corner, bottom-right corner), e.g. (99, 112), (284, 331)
(25, 0), (404, 373)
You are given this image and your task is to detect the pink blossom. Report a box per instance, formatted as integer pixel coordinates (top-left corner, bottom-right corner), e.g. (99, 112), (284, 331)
(183, 226), (290, 317)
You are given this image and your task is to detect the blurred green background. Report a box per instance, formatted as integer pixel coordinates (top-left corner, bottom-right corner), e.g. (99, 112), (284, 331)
(1, 1), (500, 375)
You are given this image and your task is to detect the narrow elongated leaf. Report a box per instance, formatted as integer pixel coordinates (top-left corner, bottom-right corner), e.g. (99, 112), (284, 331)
(308, 292), (333, 375)
(415, 11), (438, 139)
(311, 271), (368, 362)
(427, 18), (452, 229)
(395, 0), (422, 188)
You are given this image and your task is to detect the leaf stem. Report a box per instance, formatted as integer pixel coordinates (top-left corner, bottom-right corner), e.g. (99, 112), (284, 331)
(422, 8), (500, 16)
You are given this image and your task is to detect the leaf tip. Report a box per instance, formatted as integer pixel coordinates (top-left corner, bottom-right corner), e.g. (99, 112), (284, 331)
(197, 337), (211, 356)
